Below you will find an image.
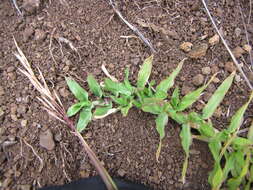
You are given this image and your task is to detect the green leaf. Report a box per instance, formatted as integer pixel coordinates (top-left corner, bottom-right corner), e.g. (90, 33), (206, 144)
(93, 103), (112, 117)
(87, 74), (103, 98)
(77, 108), (92, 132)
(188, 112), (202, 124)
(199, 122), (216, 138)
(176, 75), (215, 111)
(137, 55), (153, 88)
(67, 102), (90, 117)
(208, 140), (221, 162)
(232, 137), (253, 147)
(124, 68), (133, 92)
(66, 77), (88, 101)
(141, 98), (164, 114)
(171, 87), (180, 109)
(156, 58), (185, 95)
(154, 90), (167, 99)
(179, 123), (192, 184)
(247, 121), (253, 142)
(155, 113), (168, 161)
(202, 72), (235, 119)
(104, 79), (131, 96)
(223, 153), (235, 181)
(121, 101), (133, 117)
(227, 91), (253, 134)
(211, 164), (223, 189)
(227, 151), (250, 190)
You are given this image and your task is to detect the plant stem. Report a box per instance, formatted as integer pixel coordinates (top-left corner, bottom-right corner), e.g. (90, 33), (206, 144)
(75, 131), (118, 190)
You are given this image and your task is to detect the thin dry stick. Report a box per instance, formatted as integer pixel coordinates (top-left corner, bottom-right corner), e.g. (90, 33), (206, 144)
(12, 0), (23, 16)
(201, 0), (253, 90)
(23, 139), (44, 172)
(108, 0), (156, 53)
(248, 0), (252, 25)
(238, 1), (253, 67)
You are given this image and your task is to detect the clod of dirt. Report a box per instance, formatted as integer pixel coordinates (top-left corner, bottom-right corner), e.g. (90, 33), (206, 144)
(22, 0), (41, 15)
(0, 86), (4, 96)
(181, 84), (192, 95)
(213, 77), (220, 84)
(34, 29), (47, 42)
(39, 129), (55, 151)
(232, 46), (245, 58)
(208, 34), (220, 46)
(17, 105), (27, 115)
(225, 62), (237, 73)
(21, 120), (28, 127)
(243, 44), (252, 52)
(188, 43), (208, 59)
(23, 28), (34, 42)
(179, 42), (193, 52)
(202, 66), (211, 75)
(192, 74), (204, 86)
(59, 88), (69, 98)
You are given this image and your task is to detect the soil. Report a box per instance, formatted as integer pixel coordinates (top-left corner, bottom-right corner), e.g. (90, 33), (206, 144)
(0, 0), (253, 190)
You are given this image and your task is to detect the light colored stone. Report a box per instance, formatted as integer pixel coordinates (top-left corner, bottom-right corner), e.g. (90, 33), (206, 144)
(179, 42), (193, 52)
(188, 43), (208, 59)
(39, 129), (55, 151)
(208, 34), (219, 46)
(202, 67), (211, 75)
(232, 46), (245, 58)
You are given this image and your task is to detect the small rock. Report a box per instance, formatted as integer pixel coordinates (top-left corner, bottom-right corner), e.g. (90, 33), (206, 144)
(225, 62), (236, 73)
(179, 42), (193, 52)
(213, 77), (220, 83)
(23, 0), (40, 14)
(117, 169), (126, 177)
(235, 74), (241, 82)
(208, 34), (219, 46)
(23, 28), (34, 42)
(59, 88), (69, 98)
(202, 66), (211, 75)
(211, 65), (219, 74)
(21, 120), (28, 127)
(11, 114), (18, 121)
(235, 27), (241, 37)
(188, 43), (208, 59)
(39, 129), (55, 151)
(18, 184), (31, 190)
(0, 107), (4, 117)
(7, 66), (15, 73)
(243, 44), (252, 52)
(192, 74), (204, 86)
(34, 29), (47, 42)
(0, 86), (4, 96)
(232, 46), (245, 58)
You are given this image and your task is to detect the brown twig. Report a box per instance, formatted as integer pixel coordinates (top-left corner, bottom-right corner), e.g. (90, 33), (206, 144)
(107, 0), (156, 53)
(201, 0), (253, 90)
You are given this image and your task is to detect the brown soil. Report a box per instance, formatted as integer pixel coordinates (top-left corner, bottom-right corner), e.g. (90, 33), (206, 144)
(0, 0), (253, 190)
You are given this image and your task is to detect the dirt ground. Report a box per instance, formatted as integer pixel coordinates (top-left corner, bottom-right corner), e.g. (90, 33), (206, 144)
(1, 0), (253, 190)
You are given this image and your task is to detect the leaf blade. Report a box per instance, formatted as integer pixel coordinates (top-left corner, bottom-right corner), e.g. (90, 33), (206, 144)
(137, 55), (153, 88)
(87, 74), (103, 98)
(77, 108), (92, 132)
(66, 77), (88, 101)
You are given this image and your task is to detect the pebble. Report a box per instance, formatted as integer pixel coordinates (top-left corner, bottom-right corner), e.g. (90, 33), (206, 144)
(179, 42), (193, 52)
(59, 88), (69, 98)
(34, 29), (47, 42)
(208, 34), (219, 46)
(243, 44), (252, 52)
(0, 86), (4, 96)
(21, 120), (28, 127)
(23, 27), (34, 42)
(211, 65), (219, 74)
(117, 169), (126, 177)
(192, 74), (204, 86)
(11, 114), (18, 121)
(235, 27), (241, 37)
(181, 85), (192, 95)
(235, 74), (241, 82)
(202, 66), (211, 75)
(232, 46), (245, 58)
(188, 43), (208, 59)
(39, 129), (55, 151)
(7, 66), (15, 73)
(23, 0), (41, 14)
(225, 62), (237, 73)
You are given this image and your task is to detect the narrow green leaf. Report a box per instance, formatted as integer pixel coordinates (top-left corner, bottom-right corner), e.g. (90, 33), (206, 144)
(227, 91), (253, 134)
(167, 110), (187, 124)
(208, 140), (221, 162)
(104, 79), (131, 96)
(232, 137), (253, 147)
(202, 72), (235, 119)
(93, 103), (112, 117)
(155, 113), (168, 140)
(124, 68), (133, 92)
(156, 58), (185, 94)
(66, 77), (88, 101)
(137, 55), (153, 88)
(171, 87), (180, 109)
(211, 164), (223, 189)
(199, 122), (216, 138)
(141, 98), (164, 114)
(247, 121), (253, 142)
(179, 123), (192, 184)
(77, 108), (92, 132)
(223, 153), (235, 181)
(87, 74), (103, 97)
(67, 102), (89, 117)
(177, 75), (215, 111)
